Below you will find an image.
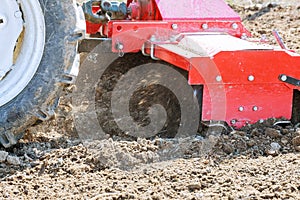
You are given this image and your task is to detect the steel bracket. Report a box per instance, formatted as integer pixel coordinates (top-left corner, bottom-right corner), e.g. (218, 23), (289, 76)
(279, 74), (300, 87)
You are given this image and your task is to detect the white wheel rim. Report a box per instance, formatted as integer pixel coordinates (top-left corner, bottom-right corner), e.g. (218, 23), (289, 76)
(0, 0), (45, 106)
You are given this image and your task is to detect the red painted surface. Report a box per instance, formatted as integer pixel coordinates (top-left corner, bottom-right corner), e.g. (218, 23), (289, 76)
(128, 0), (160, 20)
(83, 0), (300, 127)
(86, 0), (250, 38)
(86, 6), (102, 34)
(154, 0), (240, 20)
(161, 42), (300, 127)
(110, 20), (249, 52)
(189, 55), (295, 127)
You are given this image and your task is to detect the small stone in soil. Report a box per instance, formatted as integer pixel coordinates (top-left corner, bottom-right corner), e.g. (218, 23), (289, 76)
(6, 156), (21, 166)
(223, 144), (234, 154)
(250, 128), (260, 137)
(292, 136), (300, 146)
(266, 149), (277, 156)
(187, 183), (201, 191)
(0, 151), (8, 162)
(270, 142), (281, 151)
(265, 128), (282, 139)
(295, 146), (300, 152)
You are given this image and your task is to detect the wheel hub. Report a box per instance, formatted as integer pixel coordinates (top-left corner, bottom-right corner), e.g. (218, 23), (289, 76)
(0, 1), (23, 80)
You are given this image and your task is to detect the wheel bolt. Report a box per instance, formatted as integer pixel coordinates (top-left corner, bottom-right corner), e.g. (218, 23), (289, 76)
(14, 11), (22, 18)
(0, 15), (7, 28)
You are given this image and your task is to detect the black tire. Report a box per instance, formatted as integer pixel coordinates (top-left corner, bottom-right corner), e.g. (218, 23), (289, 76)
(0, 0), (84, 147)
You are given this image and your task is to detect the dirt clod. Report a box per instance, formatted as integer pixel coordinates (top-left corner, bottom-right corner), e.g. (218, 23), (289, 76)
(265, 128), (282, 139)
(6, 156), (20, 166)
(0, 151), (8, 162)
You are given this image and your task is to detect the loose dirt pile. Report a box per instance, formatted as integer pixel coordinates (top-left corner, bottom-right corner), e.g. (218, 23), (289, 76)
(232, 2), (300, 51)
(1, 1), (300, 199)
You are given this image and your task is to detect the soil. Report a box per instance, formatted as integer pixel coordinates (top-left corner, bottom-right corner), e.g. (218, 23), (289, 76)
(1, 1), (300, 199)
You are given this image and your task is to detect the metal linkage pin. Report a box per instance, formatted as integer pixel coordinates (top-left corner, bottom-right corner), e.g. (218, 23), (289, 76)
(116, 42), (124, 57)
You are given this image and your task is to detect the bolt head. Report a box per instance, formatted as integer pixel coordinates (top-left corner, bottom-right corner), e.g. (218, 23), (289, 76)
(150, 35), (156, 42)
(216, 75), (222, 82)
(248, 75), (255, 82)
(238, 106), (244, 112)
(202, 23), (208, 30)
(253, 106), (258, 111)
(116, 43), (124, 50)
(280, 75), (287, 82)
(232, 23), (238, 30)
(171, 24), (178, 30)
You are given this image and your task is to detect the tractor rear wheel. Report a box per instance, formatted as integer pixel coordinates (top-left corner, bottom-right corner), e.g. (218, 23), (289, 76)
(0, 0), (84, 147)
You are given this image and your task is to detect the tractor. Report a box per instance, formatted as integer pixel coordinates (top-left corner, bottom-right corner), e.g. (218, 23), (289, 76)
(1, 0), (300, 147)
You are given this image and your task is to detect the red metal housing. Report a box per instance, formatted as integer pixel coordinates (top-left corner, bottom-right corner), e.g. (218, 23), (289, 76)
(85, 0), (300, 128)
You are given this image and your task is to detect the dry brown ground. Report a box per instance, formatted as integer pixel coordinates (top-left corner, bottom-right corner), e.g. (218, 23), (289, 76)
(0, 1), (300, 199)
